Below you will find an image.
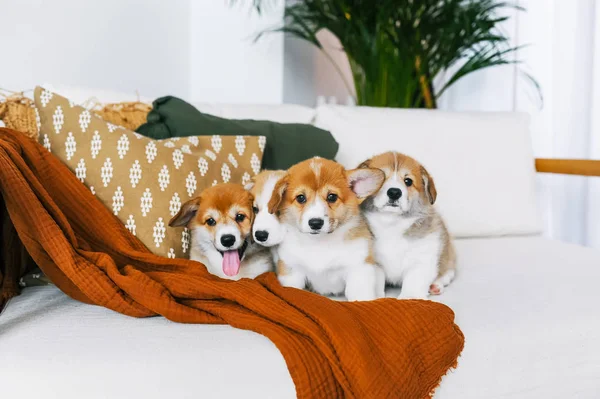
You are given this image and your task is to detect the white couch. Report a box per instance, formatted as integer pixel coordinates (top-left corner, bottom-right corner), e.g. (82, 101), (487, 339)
(1, 85), (599, 398)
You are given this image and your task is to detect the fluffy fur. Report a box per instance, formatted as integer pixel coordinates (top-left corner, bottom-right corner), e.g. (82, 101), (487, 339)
(272, 157), (386, 301)
(168, 183), (272, 280)
(359, 152), (456, 299)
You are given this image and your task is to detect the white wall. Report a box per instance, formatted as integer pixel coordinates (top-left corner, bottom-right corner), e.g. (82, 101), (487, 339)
(0, 0), (191, 100)
(0, 0), (286, 105)
(587, 3), (600, 249)
(190, 2), (284, 104)
(283, 30), (354, 107)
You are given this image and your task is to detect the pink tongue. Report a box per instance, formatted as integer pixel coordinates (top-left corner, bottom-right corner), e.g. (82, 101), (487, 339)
(222, 250), (241, 277)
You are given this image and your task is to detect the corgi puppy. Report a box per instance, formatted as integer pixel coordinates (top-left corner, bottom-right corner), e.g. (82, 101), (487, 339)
(271, 157), (386, 301)
(245, 170), (288, 247)
(359, 152), (456, 299)
(168, 183), (272, 280)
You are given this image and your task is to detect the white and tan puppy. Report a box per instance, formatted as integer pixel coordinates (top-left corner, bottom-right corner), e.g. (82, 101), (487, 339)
(245, 170), (288, 247)
(169, 183), (272, 280)
(359, 152), (456, 299)
(272, 157), (386, 301)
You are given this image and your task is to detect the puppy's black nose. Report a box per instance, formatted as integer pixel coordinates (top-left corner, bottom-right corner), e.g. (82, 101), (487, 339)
(254, 230), (269, 242)
(220, 234), (236, 248)
(387, 188), (402, 201)
(308, 218), (324, 230)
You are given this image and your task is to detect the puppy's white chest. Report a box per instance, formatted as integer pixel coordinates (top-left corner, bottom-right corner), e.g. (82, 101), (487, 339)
(371, 220), (411, 281)
(367, 212), (440, 283)
(280, 232), (363, 271)
(278, 229), (368, 295)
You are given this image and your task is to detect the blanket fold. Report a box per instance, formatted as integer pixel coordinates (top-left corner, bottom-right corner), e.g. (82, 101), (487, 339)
(0, 128), (464, 399)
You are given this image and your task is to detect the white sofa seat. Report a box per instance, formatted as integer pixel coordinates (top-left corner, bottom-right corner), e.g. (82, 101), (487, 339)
(433, 236), (600, 398)
(2, 236), (599, 399)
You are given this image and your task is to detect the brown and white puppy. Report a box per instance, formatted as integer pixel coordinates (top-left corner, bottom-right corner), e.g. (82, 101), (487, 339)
(169, 183), (272, 280)
(245, 170), (288, 248)
(271, 157), (386, 301)
(359, 152), (456, 299)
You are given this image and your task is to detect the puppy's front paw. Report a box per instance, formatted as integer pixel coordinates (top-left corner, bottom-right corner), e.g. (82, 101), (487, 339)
(346, 289), (377, 302)
(277, 273), (306, 290)
(397, 291), (428, 300)
(345, 266), (379, 301)
(429, 283), (443, 295)
(375, 268), (386, 299)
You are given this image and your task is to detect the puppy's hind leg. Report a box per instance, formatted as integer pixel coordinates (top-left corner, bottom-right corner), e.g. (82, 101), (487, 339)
(398, 262), (438, 300)
(429, 269), (455, 295)
(430, 235), (456, 295)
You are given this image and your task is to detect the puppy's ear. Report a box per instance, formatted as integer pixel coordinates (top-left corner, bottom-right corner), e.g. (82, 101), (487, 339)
(246, 192), (256, 223)
(347, 168), (385, 201)
(267, 174), (289, 214)
(357, 158), (372, 169)
(420, 166), (437, 205)
(169, 197), (200, 227)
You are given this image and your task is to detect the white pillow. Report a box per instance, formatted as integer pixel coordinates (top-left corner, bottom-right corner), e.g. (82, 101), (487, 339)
(41, 83), (153, 106)
(192, 103), (316, 125)
(41, 84), (316, 124)
(314, 105), (542, 238)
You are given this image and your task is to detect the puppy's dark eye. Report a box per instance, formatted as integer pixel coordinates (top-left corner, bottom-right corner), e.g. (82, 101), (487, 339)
(326, 193), (338, 203)
(252, 206), (259, 214)
(296, 194), (306, 204)
(404, 178), (413, 187)
(206, 218), (216, 226)
(236, 213), (246, 222)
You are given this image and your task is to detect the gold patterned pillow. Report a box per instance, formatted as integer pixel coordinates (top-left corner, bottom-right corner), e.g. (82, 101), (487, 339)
(34, 87), (264, 258)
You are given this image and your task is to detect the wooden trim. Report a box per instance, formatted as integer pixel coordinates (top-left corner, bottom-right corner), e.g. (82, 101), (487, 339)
(535, 159), (600, 177)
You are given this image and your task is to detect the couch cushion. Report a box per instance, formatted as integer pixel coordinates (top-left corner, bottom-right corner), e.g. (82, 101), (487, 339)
(0, 286), (295, 398)
(314, 105), (541, 238)
(431, 237), (600, 398)
(2, 237), (599, 399)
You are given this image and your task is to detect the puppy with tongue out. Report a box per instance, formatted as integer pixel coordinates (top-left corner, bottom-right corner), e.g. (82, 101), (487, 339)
(169, 183), (273, 280)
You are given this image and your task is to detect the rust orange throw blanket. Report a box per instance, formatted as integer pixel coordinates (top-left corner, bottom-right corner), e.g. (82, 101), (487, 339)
(0, 128), (464, 398)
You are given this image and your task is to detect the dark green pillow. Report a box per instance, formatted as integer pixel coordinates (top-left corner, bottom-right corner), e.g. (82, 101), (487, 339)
(136, 96), (339, 170)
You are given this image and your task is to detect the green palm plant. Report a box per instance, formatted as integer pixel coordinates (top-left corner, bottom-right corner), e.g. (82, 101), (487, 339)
(233, 0), (538, 108)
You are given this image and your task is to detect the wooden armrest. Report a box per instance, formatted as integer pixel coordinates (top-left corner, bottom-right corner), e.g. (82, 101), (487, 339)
(535, 159), (600, 177)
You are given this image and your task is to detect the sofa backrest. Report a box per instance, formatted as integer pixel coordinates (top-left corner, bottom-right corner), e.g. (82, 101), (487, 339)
(39, 84), (541, 238)
(314, 105), (541, 238)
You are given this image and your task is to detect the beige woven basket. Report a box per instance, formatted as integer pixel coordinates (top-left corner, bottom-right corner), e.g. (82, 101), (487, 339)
(0, 91), (38, 139)
(0, 89), (150, 139)
(94, 102), (152, 131)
